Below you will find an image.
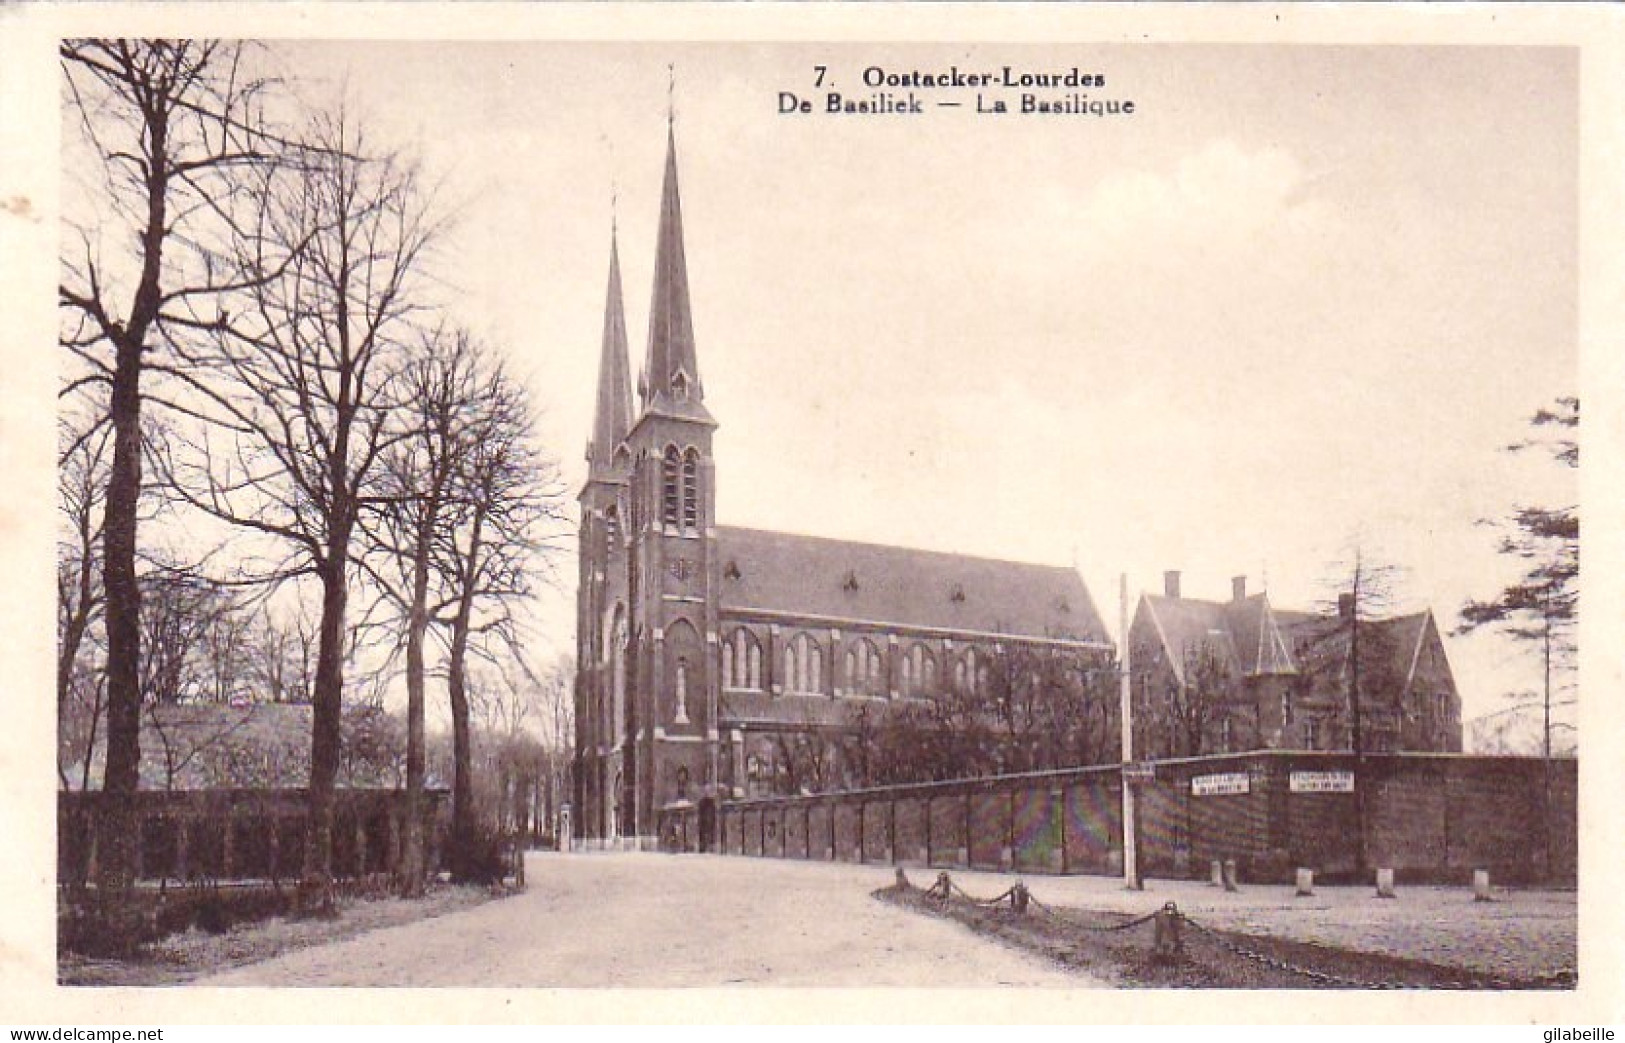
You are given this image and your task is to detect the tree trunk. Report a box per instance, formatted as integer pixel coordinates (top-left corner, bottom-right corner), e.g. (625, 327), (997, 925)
(302, 555), (348, 915)
(1348, 595), (1368, 880)
(96, 90), (172, 912)
(98, 339), (146, 901)
(445, 504), (486, 880)
(447, 620), (474, 878)
(399, 534), (431, 897)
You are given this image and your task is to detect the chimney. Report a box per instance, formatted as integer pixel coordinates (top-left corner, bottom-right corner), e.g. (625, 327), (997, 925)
(1231, 575), (1247, 602)
(1337, 593), (1356, 620)
(1163, 570), (1181, 599)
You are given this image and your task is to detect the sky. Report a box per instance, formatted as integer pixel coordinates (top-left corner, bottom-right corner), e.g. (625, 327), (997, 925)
(257, 41), (1577, 740)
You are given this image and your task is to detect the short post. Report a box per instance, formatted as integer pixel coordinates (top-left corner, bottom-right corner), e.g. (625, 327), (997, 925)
(1152, 902), (1184, 963)
(1473, 868), (1493, 903)
(933, 870), (952, 902)
(1295, 867), (1315, 897)
(1375, 866), (1397, 899)
(1010, 881), (1029, 915)
(1209, 859), (1223, 887)
(1222, 858), (1240, 893)
(894, 867), (911, 890)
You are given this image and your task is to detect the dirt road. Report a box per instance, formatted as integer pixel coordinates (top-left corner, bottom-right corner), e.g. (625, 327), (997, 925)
(195, 853), (1097, 987)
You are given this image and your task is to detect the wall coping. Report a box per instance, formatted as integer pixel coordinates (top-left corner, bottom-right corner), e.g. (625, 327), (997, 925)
(719, 749), (1578, 811)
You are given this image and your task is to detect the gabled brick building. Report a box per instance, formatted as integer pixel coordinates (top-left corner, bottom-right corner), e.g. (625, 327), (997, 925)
(572, 126), (1113, 849)
(1127, 572), (1463, 760)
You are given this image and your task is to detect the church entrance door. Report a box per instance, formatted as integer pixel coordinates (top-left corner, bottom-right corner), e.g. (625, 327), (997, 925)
(698, 798), (717, 853)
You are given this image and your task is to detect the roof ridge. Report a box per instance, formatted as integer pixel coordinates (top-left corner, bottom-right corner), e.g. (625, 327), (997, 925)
(715, 524), (1076, 573)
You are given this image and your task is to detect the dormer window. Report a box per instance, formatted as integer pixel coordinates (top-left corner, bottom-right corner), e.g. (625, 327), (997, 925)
(672, 369), (691, 400)
(949, 584), (966, 604)
(724, 559), (742, 580)
(842, 570), (859, 593)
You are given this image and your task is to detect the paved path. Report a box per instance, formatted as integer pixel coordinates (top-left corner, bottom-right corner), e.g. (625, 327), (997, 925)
(196, 853), (1097, 987)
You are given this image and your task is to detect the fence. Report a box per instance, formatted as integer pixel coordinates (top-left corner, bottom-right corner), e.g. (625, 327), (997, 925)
(891, 868), (1577, 989)
(675, 751), (1577, 885)
(58, 787), (451, 887)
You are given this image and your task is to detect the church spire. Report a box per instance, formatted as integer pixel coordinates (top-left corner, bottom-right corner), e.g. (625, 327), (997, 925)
(587, 225), (633, 479)
(639, 121), (708, 418)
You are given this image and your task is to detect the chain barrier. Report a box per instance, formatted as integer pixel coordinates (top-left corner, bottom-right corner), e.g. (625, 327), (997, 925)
(892, 869), (1576, 990)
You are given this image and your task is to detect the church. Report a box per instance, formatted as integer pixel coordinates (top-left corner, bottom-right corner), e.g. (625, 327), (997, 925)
(572, 125), (1115, 850)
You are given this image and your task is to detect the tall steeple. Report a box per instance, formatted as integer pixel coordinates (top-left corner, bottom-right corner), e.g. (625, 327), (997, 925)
(586, 226), (633, 479)
(638, 123), (711, 422)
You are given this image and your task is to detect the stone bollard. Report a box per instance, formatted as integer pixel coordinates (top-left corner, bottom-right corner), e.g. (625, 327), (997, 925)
(895, 867), (911, 890)
(1295, 867), (1315, 897)
(1473, 869), (1493, 903)
(1010, 881), (1030, 915)
(1152, 902), (1184, 963)
(1222, 858), (1240, 893)
(1210, 859), (1224, 887)
(1375, 867), (1397, 899)
(933, 870), (952, 902)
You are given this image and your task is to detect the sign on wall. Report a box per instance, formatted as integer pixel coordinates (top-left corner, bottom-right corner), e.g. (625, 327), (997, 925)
(1190, 772), (1250, 797)
(1290, 770), (1356, 793)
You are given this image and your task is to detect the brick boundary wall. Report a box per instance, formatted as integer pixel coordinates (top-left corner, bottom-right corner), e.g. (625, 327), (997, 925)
(667, 752), (1576, 886)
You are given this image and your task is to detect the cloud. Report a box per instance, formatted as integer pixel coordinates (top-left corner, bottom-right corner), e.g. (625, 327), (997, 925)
(1080, 140), (1331, 249)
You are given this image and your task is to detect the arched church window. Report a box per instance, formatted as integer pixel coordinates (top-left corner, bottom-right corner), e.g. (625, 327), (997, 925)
(902, 643), (934, 695)
(607, 607), (627, 743)
(676, 766), (691, 801)
(662, 446), (681, 529)
(682, 448), (700, 533)
(787, 633), (822, 693)
(846, 638), (883, 695)
(724, 629), (763, 690)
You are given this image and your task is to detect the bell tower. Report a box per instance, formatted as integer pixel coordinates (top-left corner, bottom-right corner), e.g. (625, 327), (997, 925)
(621, 121), (721, 846)
(574, 224), (633, 846)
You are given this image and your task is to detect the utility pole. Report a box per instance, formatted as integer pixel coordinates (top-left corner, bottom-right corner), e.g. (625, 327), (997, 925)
(1120, 573), (1142, 890)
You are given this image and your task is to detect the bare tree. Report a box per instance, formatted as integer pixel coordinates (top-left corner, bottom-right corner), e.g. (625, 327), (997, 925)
(1145, 641), (1233, 759)
(156, 107), (440, 910)
(432, 367), (566, 877)
(359, 327), (488, 894)
(136, 566), (240, 704)
(246, 600), (318, 704)
(57, 410), (110, 752)
(1309, 542), (1406, 878)
(59, 40), (287, 893)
